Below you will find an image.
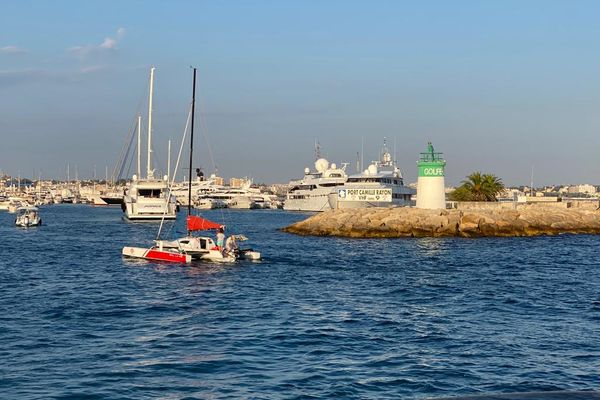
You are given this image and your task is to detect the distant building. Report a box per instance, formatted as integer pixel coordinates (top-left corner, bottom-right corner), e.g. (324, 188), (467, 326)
(572, 184), (596, 194)
(498, 188), (523, 200)
(269, 184), (288, 197)
(213, 176), (224, 186)
(230, 177), (250, 188)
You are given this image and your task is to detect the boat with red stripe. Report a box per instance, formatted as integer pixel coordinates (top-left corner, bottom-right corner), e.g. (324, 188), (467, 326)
(122, 246), (191, 263)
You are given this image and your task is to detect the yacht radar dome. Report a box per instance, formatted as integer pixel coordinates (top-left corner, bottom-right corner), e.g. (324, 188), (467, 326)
(315, 158), (330, 173)
(367, 164), (378, 175)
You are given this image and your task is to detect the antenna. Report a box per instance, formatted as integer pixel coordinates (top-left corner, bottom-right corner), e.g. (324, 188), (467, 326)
(314, 140), (321, 160)
(361, 136), (364, 171)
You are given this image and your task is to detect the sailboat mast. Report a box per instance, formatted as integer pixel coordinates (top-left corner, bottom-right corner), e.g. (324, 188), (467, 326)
(167, 139), (171, 181)
(188, 67), (197, 219)
(137, 115), (141, 177)
(147, 67), (155, 179)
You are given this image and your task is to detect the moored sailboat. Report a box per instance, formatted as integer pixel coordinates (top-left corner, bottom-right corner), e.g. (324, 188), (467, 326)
(122, 67), (178, 220)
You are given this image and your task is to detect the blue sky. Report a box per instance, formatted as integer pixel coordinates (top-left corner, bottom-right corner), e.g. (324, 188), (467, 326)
(1, 0), (600, 186)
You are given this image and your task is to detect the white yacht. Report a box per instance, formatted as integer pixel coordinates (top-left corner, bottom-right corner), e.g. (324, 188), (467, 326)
(284, 158), (348, 212)
(123, 174), (177, 220)
(204, 188), (257, 209)
(122, 67), (178, 220)
(170, 175), (222, 206)
(328, 141), (415, 209)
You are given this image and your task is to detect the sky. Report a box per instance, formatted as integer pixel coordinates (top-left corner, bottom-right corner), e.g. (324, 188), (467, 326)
(1, 0), (600, 186)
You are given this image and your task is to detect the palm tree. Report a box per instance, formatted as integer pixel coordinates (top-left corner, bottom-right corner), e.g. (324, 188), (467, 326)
(481, 173), (504, 201)
(449, 172), (505, 201)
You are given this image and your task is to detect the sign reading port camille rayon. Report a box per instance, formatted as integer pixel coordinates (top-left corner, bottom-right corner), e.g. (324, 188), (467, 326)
(337, 188), (392, 202)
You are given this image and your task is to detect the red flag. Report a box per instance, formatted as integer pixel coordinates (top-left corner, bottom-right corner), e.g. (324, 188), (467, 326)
(187, 215), (222, 231)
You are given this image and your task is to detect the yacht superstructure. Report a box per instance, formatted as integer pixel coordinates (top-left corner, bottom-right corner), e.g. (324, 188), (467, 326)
(328, 140), (415, 209)
(284, 158), (348, 212)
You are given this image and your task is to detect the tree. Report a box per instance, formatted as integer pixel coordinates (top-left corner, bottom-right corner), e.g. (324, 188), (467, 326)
(449, 172), (505, 201)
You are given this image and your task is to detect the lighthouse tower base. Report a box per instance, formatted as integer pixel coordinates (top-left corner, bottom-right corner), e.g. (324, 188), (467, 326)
(416, 176), (446, 209)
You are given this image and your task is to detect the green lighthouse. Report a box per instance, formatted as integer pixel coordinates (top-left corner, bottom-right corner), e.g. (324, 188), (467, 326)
(416, 142), (446, 209)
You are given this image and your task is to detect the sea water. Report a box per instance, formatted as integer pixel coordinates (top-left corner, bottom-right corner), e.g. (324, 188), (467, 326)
(1, 205), (599, 399)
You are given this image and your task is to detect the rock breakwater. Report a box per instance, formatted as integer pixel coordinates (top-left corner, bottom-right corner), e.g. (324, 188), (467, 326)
(282, 207), (600, 238)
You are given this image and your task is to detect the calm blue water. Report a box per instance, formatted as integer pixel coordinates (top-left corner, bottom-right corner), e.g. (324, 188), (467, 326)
(1, 205), (599, 399)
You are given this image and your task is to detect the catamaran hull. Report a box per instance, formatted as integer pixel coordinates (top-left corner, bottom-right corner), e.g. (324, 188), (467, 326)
(122, 246), (191, 263)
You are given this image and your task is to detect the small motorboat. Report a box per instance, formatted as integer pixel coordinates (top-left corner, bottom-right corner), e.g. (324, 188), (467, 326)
(15, 206), (42, 227)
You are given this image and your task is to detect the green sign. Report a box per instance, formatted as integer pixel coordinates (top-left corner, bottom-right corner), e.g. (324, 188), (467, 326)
(418, 162), (445, 177)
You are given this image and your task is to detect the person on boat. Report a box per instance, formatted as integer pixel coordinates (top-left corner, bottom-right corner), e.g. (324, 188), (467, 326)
(216, 227), (225, 250)
(225, 235), (238, 255)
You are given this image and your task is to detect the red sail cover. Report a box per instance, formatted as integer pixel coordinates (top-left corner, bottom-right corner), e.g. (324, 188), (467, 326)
(187, 215), (222, 231)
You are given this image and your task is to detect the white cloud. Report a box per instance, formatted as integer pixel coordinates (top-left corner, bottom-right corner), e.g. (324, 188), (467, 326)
(79, 65), (108, 74)
(99, 37), (117, 50)
(68, 27), (126, 58)
(0, 46), (27, 54)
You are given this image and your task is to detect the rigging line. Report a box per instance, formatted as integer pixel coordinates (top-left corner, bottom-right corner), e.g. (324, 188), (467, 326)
(157, 101), (193, 240)
(194, 75), (232, 230)
(111, 79), (150, 182)
(123, 142), (135, 181)
(111, 116), (137, 183)
(118, 123), (137, 180)
(196, 79), (217, 173)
